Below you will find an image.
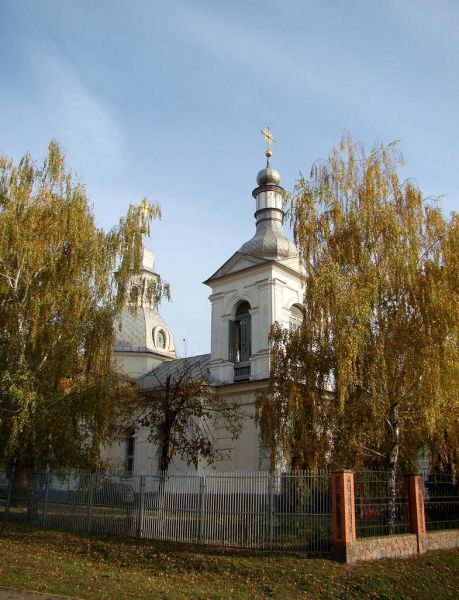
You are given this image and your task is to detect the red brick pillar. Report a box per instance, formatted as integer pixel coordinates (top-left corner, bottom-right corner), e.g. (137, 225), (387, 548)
(331, 470), (356, 562)
(407, 474), (427, 553)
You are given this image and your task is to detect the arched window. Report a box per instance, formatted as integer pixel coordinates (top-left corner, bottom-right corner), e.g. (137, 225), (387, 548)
(125, 431), (135, 472)
(229, 301), (251, 364)
(129, 285), (140, 304)
(290, 304), (304, 332)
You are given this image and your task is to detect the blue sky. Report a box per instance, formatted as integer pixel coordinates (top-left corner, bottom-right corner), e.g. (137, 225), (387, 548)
(1, 0), (458, 356)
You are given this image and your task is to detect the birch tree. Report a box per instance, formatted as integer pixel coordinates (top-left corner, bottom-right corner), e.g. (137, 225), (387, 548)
(257, 136), (459, 481)
(0, 141), (163, 468)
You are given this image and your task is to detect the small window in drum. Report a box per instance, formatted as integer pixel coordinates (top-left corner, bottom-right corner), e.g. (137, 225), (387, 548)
(155, 328), (167, 350)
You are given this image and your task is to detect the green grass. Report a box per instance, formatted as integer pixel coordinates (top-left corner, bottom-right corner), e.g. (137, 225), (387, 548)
(0, 523), (458, 599)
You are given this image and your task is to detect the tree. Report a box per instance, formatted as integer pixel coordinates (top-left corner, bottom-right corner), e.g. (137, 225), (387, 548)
(121, 357), (242, 472)
(0, 141), (164, 469)
(257, 136), (459, 482)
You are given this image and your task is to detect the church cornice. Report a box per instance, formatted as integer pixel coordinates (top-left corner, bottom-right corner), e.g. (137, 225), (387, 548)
(114, 348), (176, 359)
(203, 251), (305, 287)
(211, 378), (270, 394)
(208, 292), (226, 303)
(203, 251), (269, 285)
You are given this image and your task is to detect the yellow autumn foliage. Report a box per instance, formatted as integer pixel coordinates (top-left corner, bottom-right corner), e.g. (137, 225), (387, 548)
(0, 141), (164, 468)
(257, 136), (459, 475)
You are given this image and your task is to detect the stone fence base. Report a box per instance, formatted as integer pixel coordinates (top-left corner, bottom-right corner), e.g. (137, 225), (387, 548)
(344, 533), (417, 563)
(426, 529), (459, 552)
(338, 530), (459, 564)
(332, 470), (459, 563)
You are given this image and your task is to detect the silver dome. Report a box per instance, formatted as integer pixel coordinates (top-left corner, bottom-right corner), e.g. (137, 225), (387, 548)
(239, 157), (297, 260)
(256, 165), (281, 187)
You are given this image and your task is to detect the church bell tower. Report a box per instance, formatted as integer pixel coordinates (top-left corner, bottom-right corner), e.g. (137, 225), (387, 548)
(204, 129), (304, 385)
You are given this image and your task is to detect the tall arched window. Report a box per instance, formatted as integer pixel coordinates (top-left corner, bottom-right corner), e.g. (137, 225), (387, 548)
(125, 431), (135, 472)
(290, 304), (304, 332)
(129, 285), (140, 304)
(229, 301), (251, 364)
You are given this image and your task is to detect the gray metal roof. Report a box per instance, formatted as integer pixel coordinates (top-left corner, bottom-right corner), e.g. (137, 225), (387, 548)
(139, 354), (222, 389)
(114, 305), (176, 356)
(238, 219), (298, 260)
(238, 163), (297, 260)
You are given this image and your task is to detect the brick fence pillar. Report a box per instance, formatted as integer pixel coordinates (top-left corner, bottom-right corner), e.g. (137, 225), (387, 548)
(407, 474), (427, 553)
(331, 470), (356, 562)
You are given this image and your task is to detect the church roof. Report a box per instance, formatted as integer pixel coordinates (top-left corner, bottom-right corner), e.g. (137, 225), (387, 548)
(139, 353), (222, 389)
(114, 305), (176, 357)
(237, 221), (298, 260)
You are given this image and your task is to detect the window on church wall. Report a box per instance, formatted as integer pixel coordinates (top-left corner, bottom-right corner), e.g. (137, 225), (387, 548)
(228, 301), (251, 363)
(125, 431), (135, 472)
(289, 304), (304, 332)
(129, 285), (140, 304)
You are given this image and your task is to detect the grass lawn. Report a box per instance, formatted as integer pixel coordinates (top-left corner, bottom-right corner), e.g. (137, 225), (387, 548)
(0, 523), (458, 599)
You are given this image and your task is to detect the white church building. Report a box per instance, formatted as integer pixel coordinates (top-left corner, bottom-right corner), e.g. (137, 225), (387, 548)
(105, 141), (305, 472)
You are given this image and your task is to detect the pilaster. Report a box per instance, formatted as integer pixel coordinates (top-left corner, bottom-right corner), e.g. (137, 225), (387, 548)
(332, 470), (356, 562)
(407, 474), (427, 553)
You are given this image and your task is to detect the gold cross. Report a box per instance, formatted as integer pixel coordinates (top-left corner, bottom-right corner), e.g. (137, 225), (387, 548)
(261, 126), (275, 158)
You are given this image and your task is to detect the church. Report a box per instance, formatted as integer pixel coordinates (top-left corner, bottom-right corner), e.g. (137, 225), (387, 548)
(104, 132), (305, 472)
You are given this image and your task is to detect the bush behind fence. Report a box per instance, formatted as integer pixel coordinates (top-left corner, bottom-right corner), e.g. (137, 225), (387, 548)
(422, 471), (459, 531)
(354, 471), (410, 538)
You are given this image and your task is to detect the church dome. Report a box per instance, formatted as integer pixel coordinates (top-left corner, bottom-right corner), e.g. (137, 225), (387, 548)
(256, 165), (281, 187)
(114, 305), (176, 357)
(113, 246), (176, 359)
(238, 138), (298, 261)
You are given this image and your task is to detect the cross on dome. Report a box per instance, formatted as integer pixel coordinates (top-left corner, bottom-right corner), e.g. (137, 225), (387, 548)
(261, 126), (275, 158)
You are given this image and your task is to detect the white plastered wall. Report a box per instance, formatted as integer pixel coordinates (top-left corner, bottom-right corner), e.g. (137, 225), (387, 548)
(208, 260), (304, 384)
(112, 352), (166, 379)
(212, 383), (270, 471)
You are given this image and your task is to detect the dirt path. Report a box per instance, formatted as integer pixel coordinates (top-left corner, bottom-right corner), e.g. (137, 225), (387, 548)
(0, 589), (80, 600)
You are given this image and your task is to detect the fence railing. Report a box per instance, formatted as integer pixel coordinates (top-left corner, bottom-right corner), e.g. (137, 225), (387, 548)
(354, 471), (410, 537)
(0, 468), (332, 554)
(422, 471), (459, 531)
(2, 467), (458, 552)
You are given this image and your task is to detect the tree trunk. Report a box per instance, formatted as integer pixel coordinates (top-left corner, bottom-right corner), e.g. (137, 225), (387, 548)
(387, 401), (400, 534)
(13, 465), (39, 524)
(157, 427), (171, 511)
(156, 428), (171, 538)
(159, 429), (171, 474)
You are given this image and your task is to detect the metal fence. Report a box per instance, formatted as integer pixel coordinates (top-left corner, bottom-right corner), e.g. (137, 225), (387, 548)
(0, 468), (332, 554)
(354, 471), (410, 537)
(422, 471), (459, 531)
